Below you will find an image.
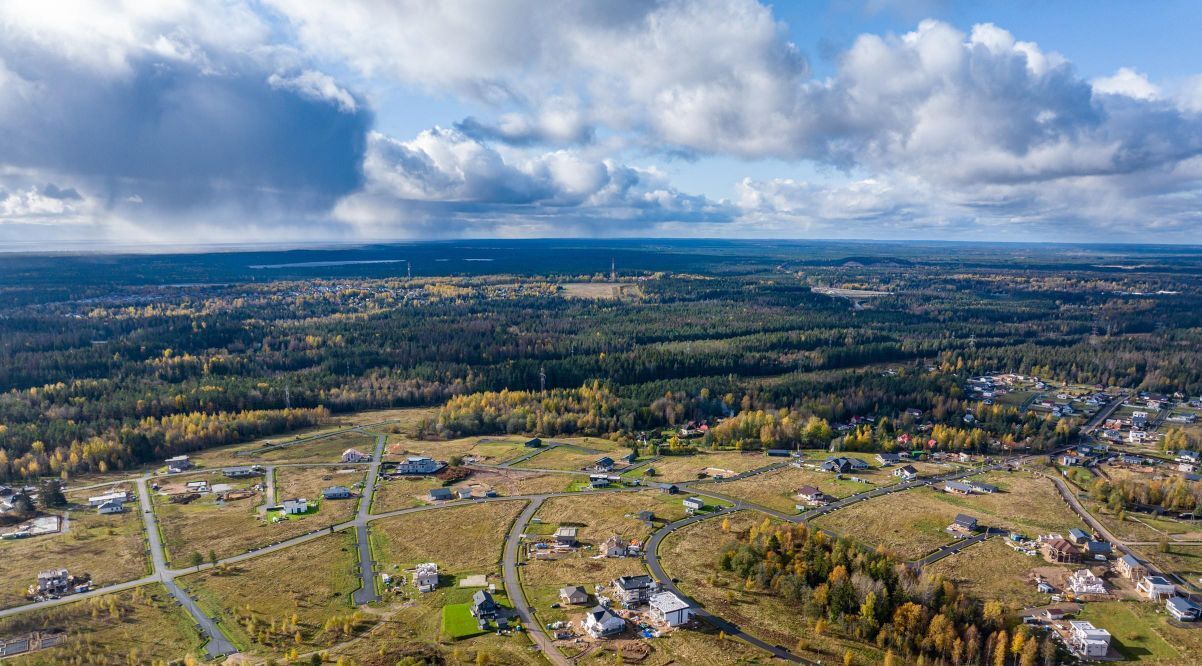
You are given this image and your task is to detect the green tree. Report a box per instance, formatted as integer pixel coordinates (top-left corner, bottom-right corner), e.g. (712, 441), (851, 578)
(189, 551), (204, 571)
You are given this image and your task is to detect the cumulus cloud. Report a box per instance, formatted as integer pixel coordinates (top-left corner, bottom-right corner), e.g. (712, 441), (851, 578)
(1092, 67), (1160, 100)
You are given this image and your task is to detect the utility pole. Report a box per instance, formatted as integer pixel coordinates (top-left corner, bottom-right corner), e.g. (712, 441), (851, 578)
(539, 366), (546, 394)
(285, 384), (291, 410)
(610, 257), (616, 282)
(407, 261), (412, 279)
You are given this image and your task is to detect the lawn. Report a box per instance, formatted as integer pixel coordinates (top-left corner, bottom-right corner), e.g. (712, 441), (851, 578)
(533, 491), (688, 545)
(711, 465), (894, 514)
(442, 602), (487, 640)
(1147, 545), (1202, 586)
(370, 500), (525, 576)
(925, 538), (1065, 609)
(658, 511), (886, 665)
(0, 584), (204, 665)
(0, 493), (149, 609)
(179, 532), (362, 654)
(151, 472), (267, 566)
(1077, 601), (1201, 662)
(622, 451), (771, 482)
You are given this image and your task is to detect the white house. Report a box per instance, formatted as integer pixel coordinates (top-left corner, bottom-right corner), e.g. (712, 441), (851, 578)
(87, 490), (131, 507)
(97, 500), (124, 515)
(1137, 575), (1176, 600)
(413, 562), (439, 592)
(281, 498), (309, 514)
(648, 591), (693, 627)
(1166, 596), (1201, 622)
(394, 455), (442, 474)
(342, 448), (371, 463)
(165, 455), (191, 472)
(682, 497), (705, 514)
(583, 606), (625, 637)
(1068, 621), (1110, 658)
(893, 465), (918, 481)
(37, 569), (71, 594)
(613, 574), (655, 606)
(1066, 569), (1106, 595)
(603, 535), (628, 557)
(322, 486), (352, 500)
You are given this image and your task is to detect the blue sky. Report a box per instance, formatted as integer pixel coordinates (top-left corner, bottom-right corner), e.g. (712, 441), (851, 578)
(2, 0), (1202, 245)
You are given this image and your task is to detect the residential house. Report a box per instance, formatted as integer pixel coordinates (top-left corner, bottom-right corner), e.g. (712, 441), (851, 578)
(471, 590), (500, 619)
(524, 438), (543, 448)
(1067, 569), (1107, 595)
(636, 510), (655, 526)
(944, 481), (975, 495)
(554, 526), (578, 546)
(281, 498), (309, 514)
(87, 490), (132, 507)
(683, 497), (706, 514)
(1086, 541), (1112, 558)
(342, 448), (370, 463)
(427, 487), (453, 501)
(1118, 454), (1144, 466)
(648, 591), (693, 627)
(559, 585), (589, 605)
(165, 455), (191, 472)
(413, 562), (439, 592)
(1137, 575), (1176, 600)
(662, 485), (680, 495)
(593, 457), (615, 472)
(1068, 621), (1111, 658)
(613, 574), (655, 606)
(456, 487), (473, 499)
(37, 569), (71, 594)
(766, 449), (792, 457)
(185, 480), (209, 493)
(1116, 554), (1148, 580)
(322, 486), (352, 500)
(589, 474), (611, 488)
(395, 456), (443, 475)
(876, 452), (900, 466)
(1068, 528), (1091, 546)
(1179, 462), (1199, 474)
(965, 481), (999, 494)
(1128, 430), (1148, 444)
(1131, 411), (1149, 429)
(1042, 538), (1082, 564)
(1166, 596), (1201, 622)
(603, 535), (628, 558)
(795, 486), (831, 506)
(223, 465), (264, 478)
(821, 456), (870, 474)
(894, 465), (919, 481)
(97, 500), (124, 515)
(951, 514), (979, 533)
(1178, 450), (1201, 464)
(583, 606), (625, 638)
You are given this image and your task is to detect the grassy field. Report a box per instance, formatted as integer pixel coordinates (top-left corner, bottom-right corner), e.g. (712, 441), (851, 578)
(0, 584), (204, 664)
(253, 431), (378, 463)
(711, 460), (919, 514)
(0, 495), (149, 609)
(576, 628), (768, 666)
(1077, 601), (1202, 662)
(925, 538), (1064, 608)
(1147, 545), (1202, 585)
(533, 491), (688, 545)
(274, 465), (365, 523)
(462, 467), (579, 496)
(513, 446), (612, 471)
(441, 602), (487, 640)
(658, 511), (886, 665)
(179, 532), (361, 654)
(621, 451), (771, 482)
(151, 472), (266, 566)
(371, 500), (525, 576)
(385, 435), (531, 464)
(371, 475), (446, 512)
(813, 472), (1087, 559)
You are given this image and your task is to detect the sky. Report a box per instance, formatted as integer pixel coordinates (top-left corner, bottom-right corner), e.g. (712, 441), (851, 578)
(3, 1), (1202, 247)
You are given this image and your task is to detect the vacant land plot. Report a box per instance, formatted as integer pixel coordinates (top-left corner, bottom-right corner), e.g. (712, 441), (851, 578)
(712, 465), (888, 514)
(623, 451), (770, 482)
(514, 446), (612, 471)
(534, 491), (688, 545)
(0, 503), (148, 609)
(275, 466), (364, 518)
(1077, 601), (1202, 662)
(252, 431), (378, 463)
(658, 511), (885, 665)
(463, 466), (577, 496)
(385, 435), (529, 464)
(0, 584), (204, 664)
(1147, 545), (1202, 584)
(927, 472), (1088, 535)
(925, 539), (1064, 608)
(152, 472), (265, 566)
(371, 500), (525, 576)
(371, 475), (445, 513)
(180, 532), (360, 654)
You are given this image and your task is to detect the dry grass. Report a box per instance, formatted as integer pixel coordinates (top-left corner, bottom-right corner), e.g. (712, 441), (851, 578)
(577, 628), (767, 666)
(152, 472), (266, 566)
(275, 466), (365, 514)
(658, 511), (885, 665)
(522, 553), (647, 588)
(180, 532), (361, 653)
(464, 466), (576, 496)
(514, 446), (609, 471)
(370, 500), (525, 575)
(370, 475), (445, 513)
(0, 584), (204, 665)
(713, 465), (893, 514)
(253, 431), (378, 463)
(0, 498), (148, 609)
(533, 491), (687, 545)
(1147, 544), (1202, 583)
(925, 538), (1065, 609)
(625, 451), (770, 483)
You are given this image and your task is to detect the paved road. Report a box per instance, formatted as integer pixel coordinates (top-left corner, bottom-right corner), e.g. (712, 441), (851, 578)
(912, 529), (1002, 567)
(164, 578), (236, 657)
(500, 497), (569, 666)
(644, 508), (811, 664)
(351, 433), (388, 605)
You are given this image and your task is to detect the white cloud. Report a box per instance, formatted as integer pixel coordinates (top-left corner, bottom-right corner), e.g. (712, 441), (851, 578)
(1092, 67), (1160, 100)
(267, 70), (358, 113)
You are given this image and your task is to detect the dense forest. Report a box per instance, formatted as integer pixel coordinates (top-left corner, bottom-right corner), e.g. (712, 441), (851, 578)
(2, 241), (1202, 480)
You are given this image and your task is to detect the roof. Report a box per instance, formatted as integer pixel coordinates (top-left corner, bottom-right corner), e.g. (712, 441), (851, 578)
(1069, 528), (1089, 539)
(554, 526), (578, 537)
(897, 465), (918, 474)
(595, 456), (615, 465)
(324, 485), (350, 494)
(615, 574), (654, 590)
(967, 481), (999, 492)
(1167, 596), (1200, 612)
(1143, 575), (1173, 586)
(1045, 537), (1077, 552)
(587, 606), (622, 623)
(683, 496), (705, 506)
(1069, 621), (1111, 639)
(1086, 540), (1111, 553)
(560, 585), (586, 596)
(1120, 554), (1143, 568)
(945, 481), (975, 493)
(472, 590), (497, 607)
(428, 487), (453, 498)
(796, 486), (822, 496)
(649, 591), (690, 613)
(954, 513), (978, 526)
(407, 455), (433, 462)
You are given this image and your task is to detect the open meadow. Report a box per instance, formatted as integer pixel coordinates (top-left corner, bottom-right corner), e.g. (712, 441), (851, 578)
(621, 451), (771, 482)
(151, 472), (265, 566)
(533, 490), (688, 545)
(370, 500), (525, 577)
(924, 538), (1065, 609)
